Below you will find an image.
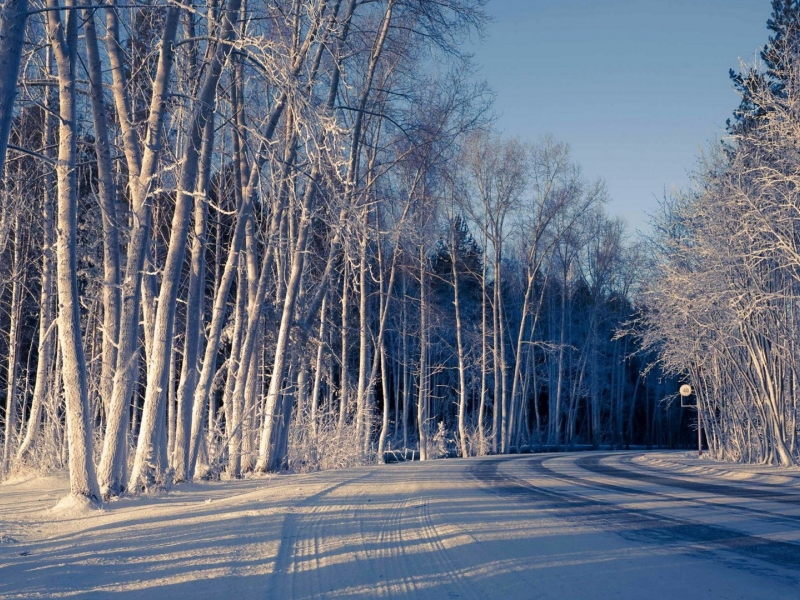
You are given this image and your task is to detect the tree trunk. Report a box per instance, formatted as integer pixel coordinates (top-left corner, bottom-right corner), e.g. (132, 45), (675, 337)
(0, 0), (27, 176)
(355, 234), (369, 453)
(401, 276), (409, 450)
(82, 0), (121, 416)
(553, 273), (567, 448)
(338, 261), (349, 433)
(256, 172), (318, 472)
(497, 255), (508, 453)
(492, 255), (500, 454)
(129, 0), (242, 491)
(508, 273), (535, 454)
(375, 236), (396, 461)
(3, 214), (23, 471)
(224, 259), (248, 476)
(310, 293), (327, 439)
(417, 248), (429, 461)
(17, 111), (56, 461)
(98, 4), (181, 498)
(173, 113), (214, 481)
(451, 230), (469, 458)
(47, 0), (100, 500)
(478, 229), (488, 454)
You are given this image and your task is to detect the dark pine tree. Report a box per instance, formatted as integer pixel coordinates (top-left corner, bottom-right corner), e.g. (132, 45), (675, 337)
(728, 0), (800, 133)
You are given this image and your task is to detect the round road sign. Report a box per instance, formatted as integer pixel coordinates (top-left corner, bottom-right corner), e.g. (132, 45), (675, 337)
(679, 384), (692, 397)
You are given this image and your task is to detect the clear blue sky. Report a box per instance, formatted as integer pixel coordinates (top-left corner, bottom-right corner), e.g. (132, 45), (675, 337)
(468, 0), (772, 233)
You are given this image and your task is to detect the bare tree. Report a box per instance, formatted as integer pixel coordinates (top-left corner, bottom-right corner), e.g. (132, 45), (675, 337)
(46, 0), (100, 500)
(0, 0), (27, 175)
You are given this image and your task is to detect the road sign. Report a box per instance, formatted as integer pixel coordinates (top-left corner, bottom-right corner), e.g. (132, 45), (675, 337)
(678, 383), (702, 457)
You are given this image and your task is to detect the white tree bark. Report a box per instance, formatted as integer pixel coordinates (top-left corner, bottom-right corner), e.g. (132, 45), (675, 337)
(129, 0), (243, 491)
(417, 247), (429, 461)
(17, 114), (56, 461)
(173, 113), (214, 481)
(450, 224), (469, 459)
(3, 213), (22, 471)
(82, 0), (120, 415)
(47, 0), (100, 500)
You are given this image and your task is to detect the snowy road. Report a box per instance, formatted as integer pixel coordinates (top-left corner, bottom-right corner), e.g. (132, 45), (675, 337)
(2, 452), (800, 599)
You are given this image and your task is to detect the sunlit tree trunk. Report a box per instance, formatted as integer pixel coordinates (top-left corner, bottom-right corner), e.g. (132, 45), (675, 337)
(129, 0), (242, 490)
(375, 230), (399, 461)
(173, 113), (214, 481)
(224, 259), (248, 476)
(47, 0), (100, 499)
(256, 165), (319, 472)
(338, 262), (350, 433)
(355, 231), (370, 452)
(17, 106), (56, 461)
(3, 213), (22, 471)
(310, 294), (327, 439)
(497, 261), (509, 453)
(98, 3), (181, 498)
(82, 0), (120, 415)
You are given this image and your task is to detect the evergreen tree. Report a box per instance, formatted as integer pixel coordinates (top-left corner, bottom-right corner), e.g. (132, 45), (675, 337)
(728, 0), (800, 132)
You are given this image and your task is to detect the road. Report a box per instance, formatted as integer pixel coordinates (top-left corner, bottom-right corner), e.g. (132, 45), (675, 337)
(2, 452), (800, 599)
(266, 452), (800, 599)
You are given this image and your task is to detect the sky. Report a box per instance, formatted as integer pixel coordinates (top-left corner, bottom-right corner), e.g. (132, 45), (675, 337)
(467, 0), (773, 234)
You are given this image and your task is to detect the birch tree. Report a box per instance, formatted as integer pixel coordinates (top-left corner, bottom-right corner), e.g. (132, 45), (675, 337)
(46, 0), (100, 500)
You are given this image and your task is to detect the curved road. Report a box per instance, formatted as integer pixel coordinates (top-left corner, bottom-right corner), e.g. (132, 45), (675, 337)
(264, 452), (800, 599)
(3, 452), (800, 598)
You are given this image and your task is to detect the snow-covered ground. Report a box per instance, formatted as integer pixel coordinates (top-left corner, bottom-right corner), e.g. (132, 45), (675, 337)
(2, 452), (800, 599)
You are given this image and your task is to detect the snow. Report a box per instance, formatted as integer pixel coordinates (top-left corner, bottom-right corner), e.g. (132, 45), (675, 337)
(635, 451), (800, 487)
(1, 452), (800, 599)
(49, 494), (102, 518)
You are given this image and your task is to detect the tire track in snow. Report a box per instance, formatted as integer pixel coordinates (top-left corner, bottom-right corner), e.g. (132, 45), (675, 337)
(576, 454), (800, 506)
(268, 470), (377, 598)
(265, 470), (439, 599)
(628, 453), (800, 487)
(285, 498), (331, 598)
(358, 477), (485, 599)
(412, 498), (481, 600)
(470, 455), (800, 579)
(567, 453), (800, 529)
(349, 495), (447, 599)
(269, 465), (485, 599)
(372, 498), (416, 597)
(525, 453), (800, 528)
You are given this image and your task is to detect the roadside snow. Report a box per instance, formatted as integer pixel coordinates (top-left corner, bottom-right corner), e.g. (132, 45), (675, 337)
(635, 451), (800, 487)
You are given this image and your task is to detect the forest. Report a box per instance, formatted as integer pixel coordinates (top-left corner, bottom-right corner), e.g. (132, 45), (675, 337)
(0, 0), (796, 504)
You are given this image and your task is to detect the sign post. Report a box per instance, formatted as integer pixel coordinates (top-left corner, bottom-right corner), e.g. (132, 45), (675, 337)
(680, 384), (701, 457)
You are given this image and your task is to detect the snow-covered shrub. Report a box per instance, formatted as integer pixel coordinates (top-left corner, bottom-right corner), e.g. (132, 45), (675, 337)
(428, 421), (447, 459)
(287, 409), (374, 473)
